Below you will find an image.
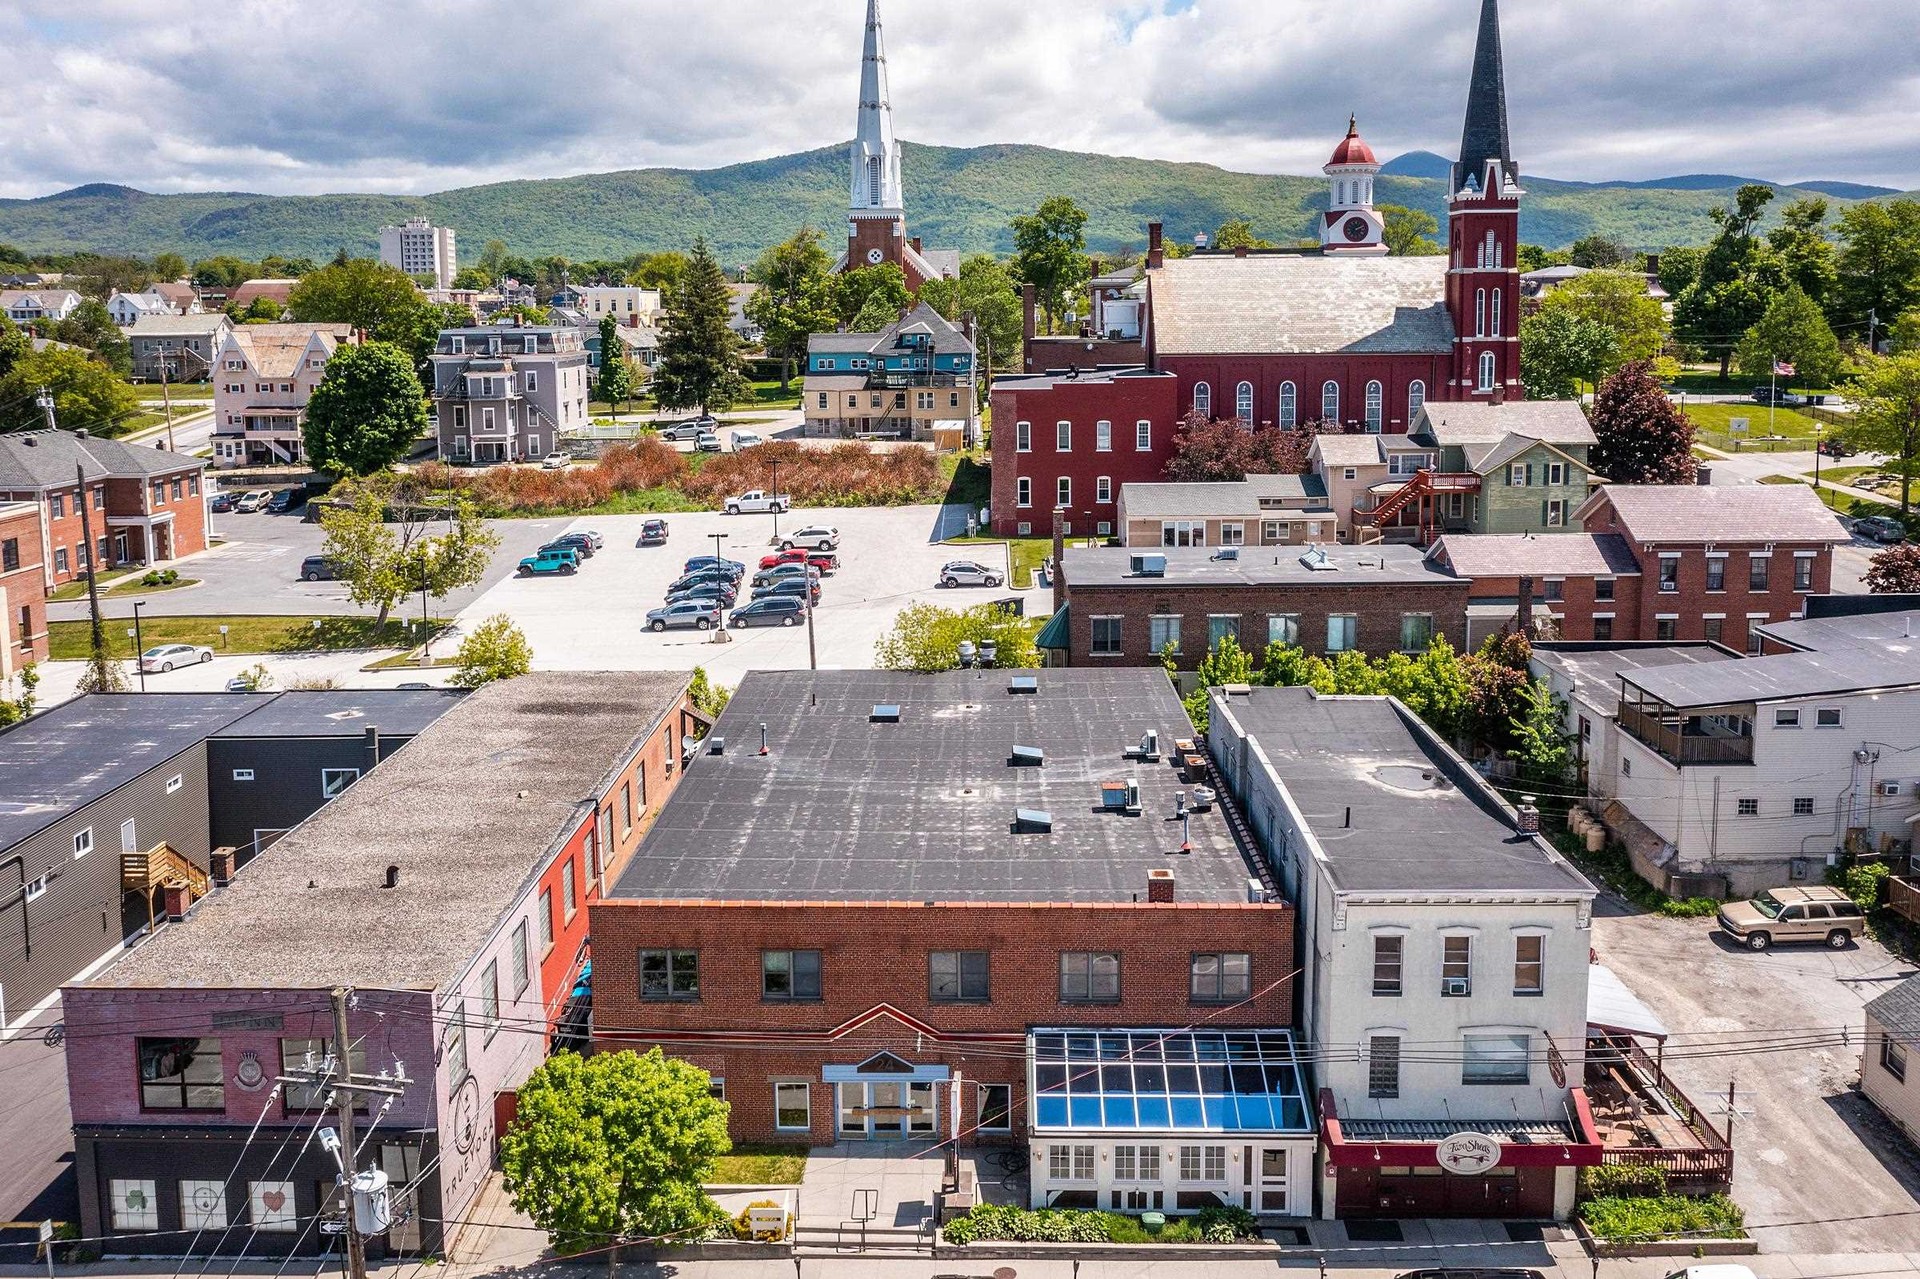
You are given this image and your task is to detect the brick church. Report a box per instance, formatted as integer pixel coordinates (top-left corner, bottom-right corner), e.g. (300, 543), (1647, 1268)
(990, 0), (1528, 536)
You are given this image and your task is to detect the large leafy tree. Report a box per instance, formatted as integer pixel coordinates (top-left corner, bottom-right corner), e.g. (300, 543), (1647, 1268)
(1845, 352), (1920, 515)
(1540, 269), (1667, 371)
(744, 227), (836, 389)
(0, 316), (30, 383)
(1520, 308), (1617, 401)
(628, 251), (691, 292)
(1212, 219), (1275, 252)
(319, 477), (498, 628)
(875, 601), (1041, 672)
(595, 314), (636, 417)
(499, 1049), (729, 1256)
(1589, 360), (1697, 485)
(833, 263), (910, 330)
(303, 341), (430, 476)
(1864, 543), (1920, 594)
(1507, 680), (1576, 793)
(1165, 411), (1319, 481)
(52, 299), (132, 375)
(1010, 195), (1090, 334)
(1891, 307), (1920, 355)
(1674, 184), (1785, 379)
(1834, 199), (1920, 334)
(1735, 284), (1842, 388)
(1766, 197), (1839, 311)
(288, 258), (423, 334)
(1569, 235), (1633, 269)
(653, 239), (751, 414)
(0, 345), (140, 435)
(1380, 205), (1443, 256)
(383, 300), (479, 378)
(918, 254), (1022, 372)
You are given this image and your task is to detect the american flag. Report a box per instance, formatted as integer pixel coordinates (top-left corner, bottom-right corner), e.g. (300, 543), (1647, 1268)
(1774, 361), (1797, 377)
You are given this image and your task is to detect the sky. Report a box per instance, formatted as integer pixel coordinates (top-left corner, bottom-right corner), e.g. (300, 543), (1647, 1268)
(3, 0), (1917, 200)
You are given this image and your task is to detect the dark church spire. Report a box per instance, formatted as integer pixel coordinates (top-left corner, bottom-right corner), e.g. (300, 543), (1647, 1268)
(1453, 0), (1516, 193)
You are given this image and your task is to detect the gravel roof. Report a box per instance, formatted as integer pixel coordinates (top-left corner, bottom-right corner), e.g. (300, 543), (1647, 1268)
(1415, 401), (1597, 447)
(1150, 256), (1453, 356)
(100, 673), (689, 991)
(1431, 532), (1641, 579)
(1585, 483), (1850, 545)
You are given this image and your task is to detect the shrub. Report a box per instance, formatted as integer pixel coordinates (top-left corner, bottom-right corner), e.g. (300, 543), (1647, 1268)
(940, 1202), (1257, 1246)
(139, 569), (180, 586)
(1581, 1163), (1669, 1198)
(1827, 860), (1891, 910)
(1577, 1193), (1745, 1242)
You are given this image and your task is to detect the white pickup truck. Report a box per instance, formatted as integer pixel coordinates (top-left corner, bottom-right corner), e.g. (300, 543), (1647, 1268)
(723, 489), (792, 515)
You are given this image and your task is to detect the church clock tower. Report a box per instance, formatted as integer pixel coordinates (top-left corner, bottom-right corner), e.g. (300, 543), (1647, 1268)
(1320, 117), (1387, 255)
(845, 0), (929, 288)
(1446, 0), (1524, 400)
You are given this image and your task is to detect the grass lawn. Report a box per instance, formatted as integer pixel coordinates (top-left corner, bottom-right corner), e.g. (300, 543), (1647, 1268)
(1668, 365), (1835, 398)
(48, 614), (448, 661)
(1684, 402), (1821, 452)
(48, 572), (140, 602)
(709, 1144), (808, 1186)
(940, 452), (991, 509)
(944, 534), (1089, 591)
(747, 379), (802, 409)
(104, 575), (200, 597)
(362, 650), (459, 672)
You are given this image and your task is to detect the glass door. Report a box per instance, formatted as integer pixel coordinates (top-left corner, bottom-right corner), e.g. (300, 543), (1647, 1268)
(869, 1082), (906, 1139)
(908, 1082), (936, 1136)
(1259, 1147), (1290, 1213)
(838, 1083), (866, 1139)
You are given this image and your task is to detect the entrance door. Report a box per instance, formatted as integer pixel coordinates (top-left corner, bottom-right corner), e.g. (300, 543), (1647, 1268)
(1258, 1148), (1290, 1213)
(834, 1079), (935, 1140)
(868, 1082), (907, 1139)
(113, 532), (128, 565)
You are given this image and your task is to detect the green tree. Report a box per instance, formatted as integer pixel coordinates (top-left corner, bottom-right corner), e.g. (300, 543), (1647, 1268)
(69, 255), (152, 299)
(1589, 361), (1697, 485)
(193, 256), (256, 288)
(874, 601), (1040, 672)
(1212, 219), (1275, 252)
(287, 258), (423, 334)
(1569, 235), (1632, 269)
(1890, 307), (1920, 355)
(1864, 542), (1920, 594)
(1517, 244), (1571, 273)
(654, 240), (752, 415)
(302, 341), (429, 476)
(628, 251), (691, 292)
(1381, 637), (1472, 739)
(1010, 196), (1090, 334)
(499, 1049), (729, 1255)
(150, 252), (187, 283)
(596, 314), (636, 417)
(1521, 307), (1618, 400)
(1766, 197), (1839, 310)
(1846, 352), (1920, 516)
(1834, 199), (1920, 333)
(1654, 244), (1706, 298)
(450, 266), (493, 290)
(1380, 204), (1443, 256)
(1674, 184), (1785, 379)
(0, 664), (40, 728)
(1258, 642), (1330, 690)
(319, 479), (498, 628)
(476, 239), (511, 280)
(52, 299), (132, 375)
(0, 316), (30, 383)
(833, 263), (911, 330)
(382, 300), (478, 378)
(1735, 284), (1842, 388)
(232, 295), (286, 323)
(686, 666), (732, 721)
(1507, 679), (1575, 792)
(451, 614), (533, 688)
(1541, 269), (1667, 371)
(0, 345), (140, 435)
(1183, 634), (1257, 730)
(744, 227), (836, 389)
(918, 254), (1023, 372)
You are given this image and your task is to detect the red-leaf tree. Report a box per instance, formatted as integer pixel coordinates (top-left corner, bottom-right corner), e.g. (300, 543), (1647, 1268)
(1590, 360), (1698, 485)
(1864, 542), (1920, 593)
(1165, 411), (1325, 482)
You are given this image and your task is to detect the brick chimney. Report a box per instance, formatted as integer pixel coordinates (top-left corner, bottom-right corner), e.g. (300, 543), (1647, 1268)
(1491, 381), (1506, 405)
(1147, 221), (1165, 270)
(1516, 796), (1541, 835)
(1051, 506), (1068, 613)
(209, 848), (236, 885)
(163, 882), (192, 921)
(1516, 574), (1534, 635)
(1233, 244), (1249, 259)
(1147, 868), (1176, 902)
(1021, 284), (1037, 347)
(911, 236), (923, 255)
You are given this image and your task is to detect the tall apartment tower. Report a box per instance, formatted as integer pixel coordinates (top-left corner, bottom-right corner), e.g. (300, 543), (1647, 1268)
(379, 218), (458, 290)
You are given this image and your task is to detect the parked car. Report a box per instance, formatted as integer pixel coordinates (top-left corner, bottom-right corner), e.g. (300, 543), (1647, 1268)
(517, 547), (580, 576)
(1819, 437), (1855, 459)
(752, 562), (822, 589)
(639, 519), (669, 545)
(209, 491), (235, 513)
(753, 576), (821, 606)
(1718, 886), (1865, 951)
(572, 529), (606, 550)
(729, 596), (806, 627)
(694, 431), (722, 453)
(233, 489), (273, 512)
(265, 487), (304, 514)
(542, 533), (597, 559)
(140, 643), (214, 672)
(656, 417), (717, 441)
(667, 581), (737, 607)
(731, 430), (765, 451)
(299, 555), (340, 582)
(540, 451), (571, 470)
(682, 555), (746, 578)
(938, 560), (1003, 588)
(669, 567), (740, 595)
(646, 599), (721, 632)
(759, 547), (838, 574)
(723, 489), (791, 515)
(395, 682), (433, 690)
(780, 525), (840, 552)
(1855, 515), (1906, 543)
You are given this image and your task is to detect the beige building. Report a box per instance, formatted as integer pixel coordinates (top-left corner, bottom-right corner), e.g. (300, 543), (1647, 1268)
(379, 218), (457, 290)
(211, 324), (357, 468)
(1116, 475), (1336, 548)
(1863, 974), (1918, 1145)
(802, 303), (978, 450)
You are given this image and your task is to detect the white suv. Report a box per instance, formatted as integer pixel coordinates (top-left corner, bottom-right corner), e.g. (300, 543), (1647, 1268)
(782, 526), (839, 551)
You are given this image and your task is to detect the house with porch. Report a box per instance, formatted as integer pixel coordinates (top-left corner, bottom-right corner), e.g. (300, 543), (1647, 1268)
(431, 322), (590, 464)
(802, 303), (979, 449)
(210, 324), (357, 469)
(2, 288), (82, 325)
(128, 313), (233, 384)
(0, 428), (209, 585)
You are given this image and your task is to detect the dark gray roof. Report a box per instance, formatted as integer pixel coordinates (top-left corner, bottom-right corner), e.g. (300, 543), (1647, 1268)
(806, 301), (975, 358)
(1531, 644), (1736, 717)
(1454, 0), (1518, 192)
(0, 429), (203, 488)
(1621, 648), (1920, 709)
(1213, 686), (1595, 897)
(213, 689), (466, 740)
(1432, 532), (1640, 579)
(0, 694), (267, 851)
(1866, 973), (1920, 1041)
(102, 673), (690, 990)
(610, 669), (1264, 905)
(1065, 543), (1461, 589)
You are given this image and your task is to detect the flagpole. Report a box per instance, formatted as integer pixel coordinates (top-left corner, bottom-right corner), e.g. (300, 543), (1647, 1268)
(1769, 363), (1777, 440)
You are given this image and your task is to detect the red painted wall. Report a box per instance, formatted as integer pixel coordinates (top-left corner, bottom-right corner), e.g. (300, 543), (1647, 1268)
(989, 374), (1180, 536)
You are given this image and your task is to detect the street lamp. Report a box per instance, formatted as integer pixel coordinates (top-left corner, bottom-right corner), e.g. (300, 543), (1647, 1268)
(711, 532), (729, 642)
(768, 459), (781, 545)
(130, 600), (147, 692)
(1814, 422), (1824, 488)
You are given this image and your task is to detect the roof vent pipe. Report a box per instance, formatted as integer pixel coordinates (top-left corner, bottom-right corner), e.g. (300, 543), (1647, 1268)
(384, 864), (400, 889)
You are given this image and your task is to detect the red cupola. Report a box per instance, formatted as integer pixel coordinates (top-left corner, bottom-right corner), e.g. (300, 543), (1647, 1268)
(1327, 116), (1377, 168)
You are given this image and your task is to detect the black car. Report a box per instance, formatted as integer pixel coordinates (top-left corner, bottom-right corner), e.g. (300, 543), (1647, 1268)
(209, 491), (235, 513)
(682, 555), (745, 579)
(667, 580), (738, 607)
(1819, 437), (1855, 459)
(639, 519), (669, 545)
(299, 555), (340, 582)
(753, 576), (821, 607)
(729, 596), (806, 627)
(543, 533), (597, 559)
(669, 567), (738, 594)
(265, 487), (305, 514)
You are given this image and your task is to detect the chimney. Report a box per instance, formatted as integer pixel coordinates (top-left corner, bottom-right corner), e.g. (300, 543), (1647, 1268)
(1491, 381), (1506, 405)
(1021, 283), (1037, 347)
(1233, 244), (1249, 259)
(209, 848), (236, 885)
(1147, 868), (1176, 902)
(1147, 221), (1165, 270)
(163, 882), (191, 921)
(1516, 574), (1534, 634)
(1516, 796), (1541, 835)
(911, 236), (923, 255)
(363, 724), (381, 773)
(1051, 506), (1068, 613)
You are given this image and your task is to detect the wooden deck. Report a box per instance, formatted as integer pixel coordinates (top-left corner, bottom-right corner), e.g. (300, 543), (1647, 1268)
(1587, 1036), (1734, 1192)
(1891, 875), (1920, 925)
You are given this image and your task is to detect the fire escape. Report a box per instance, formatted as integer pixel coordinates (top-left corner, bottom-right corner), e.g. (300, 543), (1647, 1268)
(1362, 468), (1482, 545)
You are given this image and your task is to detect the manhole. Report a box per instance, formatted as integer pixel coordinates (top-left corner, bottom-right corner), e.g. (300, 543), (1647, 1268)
(993, 1268), (1018, 1279)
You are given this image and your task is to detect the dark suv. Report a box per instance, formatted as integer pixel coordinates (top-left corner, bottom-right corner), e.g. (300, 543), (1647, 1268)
(729, 596), (806, 628)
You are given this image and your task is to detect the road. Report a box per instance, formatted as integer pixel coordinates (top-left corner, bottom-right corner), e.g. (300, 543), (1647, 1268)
(124, 403), (215, 455)
(0, 999), (80, 1240)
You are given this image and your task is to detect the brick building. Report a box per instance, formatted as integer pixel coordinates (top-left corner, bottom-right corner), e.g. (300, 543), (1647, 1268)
(1045, 543), (1470, 670)
(1427, 532), (1644, 646)
(986, 368), (1181, 537)
(63, 674), (700, 1258)
(591, 669), (1318, 1216)
(0, 429), (209, 586)
(1, 500), (48, 668)
(989, 0), (1526, 536)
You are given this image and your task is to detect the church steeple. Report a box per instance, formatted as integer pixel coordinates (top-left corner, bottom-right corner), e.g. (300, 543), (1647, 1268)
(849, 0), (904, 214)
(1452, 0), (1517, 195)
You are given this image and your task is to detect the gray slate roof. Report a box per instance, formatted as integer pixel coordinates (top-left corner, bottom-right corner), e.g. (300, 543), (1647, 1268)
(127, 313), (230, 338)
(1150, 255), (1454, 356)
(1065, 542), (1460, 589)
(1586, 484), (1849, 545)
(807, 301), (975, 358)
(610, 668), (1263, 905)
(1311, 433), (1419, 467)
(1432, 532), (1640, 579)
(1415, 401), (1597, 447)
(1213, 686), (1596, 897)
(0, 429), (203, 488)
(1866, 973), (1920, 1042)
(102, 673), (690, 990)
(1121, 474), (1331, 520)
(1531, 644), (1736, 717)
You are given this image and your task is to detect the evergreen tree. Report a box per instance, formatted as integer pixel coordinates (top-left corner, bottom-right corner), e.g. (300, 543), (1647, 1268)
(1590, 361), (1697, 485)
(653, 240), (751, 415)
(595, 314), (635, 418)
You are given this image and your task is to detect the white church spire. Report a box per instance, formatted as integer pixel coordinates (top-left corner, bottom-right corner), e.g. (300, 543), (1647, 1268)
(850, 0), (904, 214)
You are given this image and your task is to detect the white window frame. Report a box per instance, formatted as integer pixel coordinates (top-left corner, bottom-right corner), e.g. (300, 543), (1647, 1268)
(1056, 420), (1071, 451)
(1056, 477), (1072, 508)
(1278, 382), (1296, 428)
(1478, 351), (1496, 392)
(1135, 420), (1152, 451)
(321, 767), (360, 799)
(1095, 419), (1112, 452)
(773, 1081), (811, 1132)
(1235, 381), (1254, 424)
(1096, 475), (1112, 504)
(1192, 382), (1211, 418)
(1015, 421), (1031, 453)
(1408, 380), (1425, 417)
(73, 827), (94, 858)
(166, 774), (184, 795)
(1016, 477), (1032, 508)
(1321, 381), (1339, 424)
(1364, 380), (1383, 432)
(1326, 613), (1358, 653)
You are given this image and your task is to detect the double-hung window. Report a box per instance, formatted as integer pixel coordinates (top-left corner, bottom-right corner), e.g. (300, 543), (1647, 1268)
(638, 948), (699, 1000)
(1189, 952), (1250, 1002)
(1060, 951), (1120, 1002)
(1513, 935), (1544, 995)
(1660, 555), (1681, 592)
(1136, 420), (1151, 450)
(1441, 935), (1472, 996)
(1705, 556), (1726, 592)
(1372, 935), (1403, 995)
(762, 949), (822, 1000)
(1749, 555), (1770, 591)
(929, 951), (990, 1001)
(774, 1082), (811, 1131)
(1015, 421), (1031, 452)
(1095, 420), (1112, 451)
(1149, 615), (1182, 656)
(1056, 421), (1071, 451)
(1090, 616), (1122, 657)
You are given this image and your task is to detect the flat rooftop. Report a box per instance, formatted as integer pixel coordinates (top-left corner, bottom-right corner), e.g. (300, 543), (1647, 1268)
(1064, 543), (1459, 589)
(102, 673), (689, 990)
(1213, 686), (1595, 897)
(1756, 609), (1920, 661)
(611, 669), (1265, 905)
(211, 689), (467, 739)
(1531, 643), (1736, 717)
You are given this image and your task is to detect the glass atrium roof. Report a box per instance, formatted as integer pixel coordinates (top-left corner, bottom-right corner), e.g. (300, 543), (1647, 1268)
(1028, 1029), (1313, 1135)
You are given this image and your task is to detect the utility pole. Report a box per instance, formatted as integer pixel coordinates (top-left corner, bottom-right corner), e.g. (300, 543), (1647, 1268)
(157, 356), (177, 453)
(332, 988), (367, 1279)
(768, 460), (781, 545)
(44, 390), (113, 675)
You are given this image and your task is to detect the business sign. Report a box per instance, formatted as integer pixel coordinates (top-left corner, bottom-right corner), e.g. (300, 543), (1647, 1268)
(1728, 417), (1749, 434)
(1435, 1131), (1503, 1175)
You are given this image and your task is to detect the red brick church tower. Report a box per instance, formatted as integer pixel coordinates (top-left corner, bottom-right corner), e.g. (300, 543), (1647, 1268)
(1445, 0), (1524, 401)
(843, 0), (933, 289)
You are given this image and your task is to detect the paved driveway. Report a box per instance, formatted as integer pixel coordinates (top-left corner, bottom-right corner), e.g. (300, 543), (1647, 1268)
(1592, 905), (1920, 1252)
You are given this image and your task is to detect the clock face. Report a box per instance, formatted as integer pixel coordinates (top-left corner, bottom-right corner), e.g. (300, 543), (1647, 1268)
(866, 248), (886, 265)
(1343, 216), (1373, 243)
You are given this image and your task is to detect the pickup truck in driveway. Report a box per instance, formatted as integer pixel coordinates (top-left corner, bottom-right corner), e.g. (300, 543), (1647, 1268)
(724, 489), (791, 515)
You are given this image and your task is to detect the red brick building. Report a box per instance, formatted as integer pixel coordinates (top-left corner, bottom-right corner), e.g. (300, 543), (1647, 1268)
(0, 429), (209, 587)
(987, 368), (1181, 537)
(989, 0), (1525, 536)
(1, 500), (48, 668)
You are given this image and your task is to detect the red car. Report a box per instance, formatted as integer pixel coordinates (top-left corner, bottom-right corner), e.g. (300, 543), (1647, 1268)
(758, 546), (838, 574)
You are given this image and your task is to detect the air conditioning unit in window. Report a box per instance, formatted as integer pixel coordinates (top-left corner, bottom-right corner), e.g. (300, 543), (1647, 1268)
(1877, 780), (1904, 797)
(1443, 977), (1470, 997)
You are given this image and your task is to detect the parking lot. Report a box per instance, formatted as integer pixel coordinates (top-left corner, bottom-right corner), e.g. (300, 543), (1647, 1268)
(458, 503), (1029, 684)
(1592, 904), (1920, 1252)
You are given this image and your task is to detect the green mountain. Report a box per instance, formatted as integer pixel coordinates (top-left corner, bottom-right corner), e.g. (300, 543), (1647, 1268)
(2, 142), (1911, 265)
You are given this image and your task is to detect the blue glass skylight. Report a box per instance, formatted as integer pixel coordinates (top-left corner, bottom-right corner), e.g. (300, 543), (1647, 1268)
(1028, 1029), (1312, 1134)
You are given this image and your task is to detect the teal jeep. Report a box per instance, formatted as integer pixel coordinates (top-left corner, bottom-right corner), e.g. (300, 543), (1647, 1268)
(517, 546), (580, 576)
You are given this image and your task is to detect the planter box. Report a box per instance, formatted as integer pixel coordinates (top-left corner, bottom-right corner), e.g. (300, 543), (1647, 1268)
(1573, 1217), (1758, 1259)
(944, 1240), (1282, 1261)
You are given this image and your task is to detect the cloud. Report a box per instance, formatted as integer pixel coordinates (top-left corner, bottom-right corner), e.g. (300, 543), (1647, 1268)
(0, 0), (1914, 199)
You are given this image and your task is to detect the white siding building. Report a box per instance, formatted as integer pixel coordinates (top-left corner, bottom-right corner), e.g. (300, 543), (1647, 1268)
(379, 218), (458, 290)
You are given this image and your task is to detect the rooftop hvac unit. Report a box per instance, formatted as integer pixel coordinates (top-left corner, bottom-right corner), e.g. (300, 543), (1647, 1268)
(1009, 675), (1039, 695)
(1132, 729), (1161, 762)
(1014, 808), (1052, 834)
(1010, 744), (1045, 767)
(1129, 552), (1167, 577)
(1101, 779), (1142, 815)
(871, 704), (902, 723)
(708, 736), (726, 755)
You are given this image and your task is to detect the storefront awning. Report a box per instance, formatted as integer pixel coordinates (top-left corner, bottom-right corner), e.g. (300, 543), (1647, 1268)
(1029, 1028), (1314, 1136)
(1320, 1087), (1604, 1168)
(1587, 962), (1670, 1042)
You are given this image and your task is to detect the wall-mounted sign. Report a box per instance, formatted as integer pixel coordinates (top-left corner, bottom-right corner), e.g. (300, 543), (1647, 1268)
(1434, 1131), (1502, 1175)
(233, 1050), (268, 1091)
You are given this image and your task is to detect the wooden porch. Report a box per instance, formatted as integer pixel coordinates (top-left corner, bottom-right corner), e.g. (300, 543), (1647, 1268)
(1586, 1033), (1733, 1192)
(1890, 875), (1920, 925)
(121, 842), (211, 931)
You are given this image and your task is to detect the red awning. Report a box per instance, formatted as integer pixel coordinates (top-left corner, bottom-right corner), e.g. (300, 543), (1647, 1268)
(1318, 1088), (1604, 1169)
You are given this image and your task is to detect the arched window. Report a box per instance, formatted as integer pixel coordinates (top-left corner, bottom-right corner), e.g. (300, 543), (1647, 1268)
(1408, 380), (1426, 418)
(867, 156), (884, 206)
(1478, 351), (1497, 392)
(1491, 289), (1503, 337)
(1321, 380), (1340, 424)
(1235, 381), (1254, 424)
(1480, 230), (1498, 269)
(1475, 288), (1487, 337)
(1278, 382), (1297, 429)
(1193, 382), (1211, 418)
(1364, 381), (1384, 433)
